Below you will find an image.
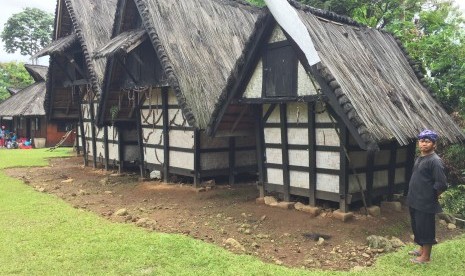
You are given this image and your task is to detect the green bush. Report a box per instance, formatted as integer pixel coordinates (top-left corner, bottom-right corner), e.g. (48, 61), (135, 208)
(440, 185), (465, 217)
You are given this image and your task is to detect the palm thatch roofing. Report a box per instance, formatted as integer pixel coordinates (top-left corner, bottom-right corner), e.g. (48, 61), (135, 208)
(25, 64), (48, 82)
(211, 0), (464, 148)
(0, 66), (47, 117)
(32, 34), (78, 59)
(93, 29), (147, 59)
(133, 0), (262, 129)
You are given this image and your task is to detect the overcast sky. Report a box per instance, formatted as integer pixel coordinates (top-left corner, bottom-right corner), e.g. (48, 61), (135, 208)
(0, 0), (464, 64)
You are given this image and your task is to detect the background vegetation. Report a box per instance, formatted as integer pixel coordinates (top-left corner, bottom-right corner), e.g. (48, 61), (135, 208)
(0, 61), (34, 101)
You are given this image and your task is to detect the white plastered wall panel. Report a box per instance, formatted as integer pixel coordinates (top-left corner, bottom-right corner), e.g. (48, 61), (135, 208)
(287, 128), (308, 145)
(316, 151), (340, 169)
(142, 128), (164, 148)
(168, 108), (188, 127)
(167, 88), (178, 105)
(289, 149), (309, 167)
(141, 109), (163, 128)
(348, 173), (367, 193)
(374, 150), (390, 165)
(266, 148), (282, 165)
(144, 147), (164, 166)
(243, 60), (263, 99)
(267, 168), (284, 185)
(290, 170), (309, 188)
(236, 150), (257, 166)
(269, 25), (286, 43)
(315, 109), (334, 123)
(169, 129), (194, 148)
(264, 128), (281, 144)
(316, 173), (339, 193)
(170, 151), (194, 170)
(297, 62), (318, 96)
(396, 148), (407, 163)
(348, 151), (367, 168)
(373, 170), (389, 188)
(395, 168), (406, 184)
(315, 128), (340, 146)
(265, 104), (281, 123)
(286, 103), (308, 123)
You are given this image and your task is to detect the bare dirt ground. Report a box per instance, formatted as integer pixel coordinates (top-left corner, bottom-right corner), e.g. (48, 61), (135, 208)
(5, 155), (464, 271)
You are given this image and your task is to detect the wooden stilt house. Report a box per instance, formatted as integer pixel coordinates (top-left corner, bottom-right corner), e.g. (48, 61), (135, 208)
(0, 64), (75, 147)
(34, 0), (118, 166)
(93, 0), (261, 183)
(209, 0), (465, 211)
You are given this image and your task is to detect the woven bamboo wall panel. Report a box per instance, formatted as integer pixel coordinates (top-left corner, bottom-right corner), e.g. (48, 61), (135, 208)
(265, 104), (281, 123)
(123, 145), (139, 162)
(287, 128), (308, 144)
(373, 170), (389, 188)
(170, 151), (194, 170)
(395, 168), (406, 184)
(348, 173), (367, 193)
(201, 152), (229, 170)
(315, 110), (333, 123)
(286, 103), (308, 123)
(288, 149), (309, 167)
(142, 128), (164, 146)
(243, 59), (262, 99)
(200, 133), (229, 148)
(266, 148), (282, 164)
(267, 168), (284, 186)
(145, 148), (164, 165)
(316, 173), (339, 193)
(108, 142), (118, 161)
(396, 148), (407, 163)
(264, 127), (281, 144)
(168, 108), (187, 126)
(297, 62), (318, 96)
(289, 170), (309, 188)
(269, 26), (286, 43)
(168, 129), (194, 148)
(236, 150), (257, 166)
(374, 150), (390, 165)
(316, 151), (340, 169)
(315, 128), (340, 146)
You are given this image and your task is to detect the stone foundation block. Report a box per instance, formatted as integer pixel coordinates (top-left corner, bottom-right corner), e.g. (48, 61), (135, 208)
(295, 202), (320, 216)
(365, 206), (381, 217)
(264, 196), (278, 206)
(333, 209), (354, 222)
(256, 197), (265, 204)
(380, 201), (402, 212)
(276, 201), (295, 209)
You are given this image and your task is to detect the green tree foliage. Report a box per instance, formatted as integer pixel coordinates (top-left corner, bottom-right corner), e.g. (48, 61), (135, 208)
(1, 8), (53, 57)
(0, 62), (34, 101)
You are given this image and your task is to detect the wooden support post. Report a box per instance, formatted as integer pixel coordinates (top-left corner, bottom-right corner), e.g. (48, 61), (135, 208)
(366, 151), (375, 206)
(118, 126), (124, 174)
(77, 93), (88, 167)
(162, 87), (170, 183)
(280, 104), (290, 202)
(404, 142), (416, 196)
(88, 98), (98, 168)
(104, 126), (109, 170)
(308, 102), (317, 206)
(339, 126), (349, 212)
(136, 108), (145, 178)
(387, 141), (397, 201)
(193, 129), (201, 187)
(229, 137), (236, 185)
(255, 105), (266, 197)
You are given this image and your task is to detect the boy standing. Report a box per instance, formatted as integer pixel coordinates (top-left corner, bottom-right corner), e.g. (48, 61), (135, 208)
(407, 129), (448, 264)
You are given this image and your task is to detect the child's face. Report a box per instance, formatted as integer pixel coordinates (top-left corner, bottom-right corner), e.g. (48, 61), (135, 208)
(418, 138), (435, 154)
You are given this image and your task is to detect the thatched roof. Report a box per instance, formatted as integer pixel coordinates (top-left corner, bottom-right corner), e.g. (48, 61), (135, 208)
(134, 0), (262, 129)
(93, 29), (147, 59)
(25, 64), (48, 82)
(0, 66), (47, 117)
(210, 0), (464, 147)
(32, 34), (78, 59)
(288, 0), (464, 146)
(6, 88), (20, 96)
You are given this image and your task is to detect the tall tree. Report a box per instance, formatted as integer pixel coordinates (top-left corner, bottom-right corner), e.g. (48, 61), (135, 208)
(0, 62), (34, 101)
(1, 8), (53, 60)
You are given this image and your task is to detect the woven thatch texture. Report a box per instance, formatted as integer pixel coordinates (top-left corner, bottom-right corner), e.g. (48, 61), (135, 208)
(137, 0), (260, 129)
(0, 82), (46, 117)
(25, 64), (48, 82)
(33, 34), (78, 58)
(94, 29), (147, 58)
(65, 0), (118, 89)
(297, 10), (464, 144)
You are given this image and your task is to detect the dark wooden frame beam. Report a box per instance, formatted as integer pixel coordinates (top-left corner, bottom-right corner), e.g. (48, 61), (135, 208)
(136, 107), (145, 178)
(280, 104), (290, 202)
(339, 125), (349, 212)
(162, 87), (170, 182)
(308, 102), (317, 206)
(404, 142), (416, 196)
(104, 126), (109, 170)
(229, 137), (236, 185)
(255, 105), (266, 197)
(387, 141), (397, 201)
(77, 87), (88, 166)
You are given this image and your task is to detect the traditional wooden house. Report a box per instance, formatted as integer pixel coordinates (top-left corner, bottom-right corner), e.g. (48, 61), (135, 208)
(0, 64), (75, 147)
(209, 0), (465, 211)
(34, 0), (118, 166)
(93, 0), (261, 184)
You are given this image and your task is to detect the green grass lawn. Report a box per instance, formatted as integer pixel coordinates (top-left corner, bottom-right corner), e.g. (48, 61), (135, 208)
(0, 148), (464, 275)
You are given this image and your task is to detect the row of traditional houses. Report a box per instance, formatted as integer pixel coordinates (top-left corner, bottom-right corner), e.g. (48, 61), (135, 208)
(0, 64), (74, 147)
(33, 0), (464, 211)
